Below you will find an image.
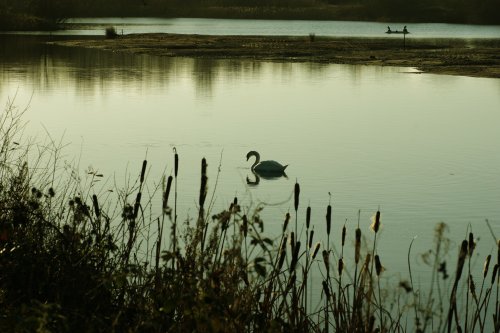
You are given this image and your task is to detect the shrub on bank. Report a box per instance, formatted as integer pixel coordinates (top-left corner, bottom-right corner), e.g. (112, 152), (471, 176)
(1, 101), (499, 332)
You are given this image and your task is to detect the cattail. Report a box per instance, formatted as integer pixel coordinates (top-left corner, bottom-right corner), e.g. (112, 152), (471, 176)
(484, 254), (491, 278)
(455, 240), (468, 282)
(294, 182), (300, 212)
(140, 160), (147, 184)
(322, 280), (331, 298)
(497, 240), (500, 267)
(375, 255), (383, 276)
(322, 250), (330, 273)
(174, 147), (179, 178)
(163, 176), (173, 209)
(201, 157), (207, 176)
(242, 214), (248, 238)
(133, 192), (142, 218)
(355, 228), (361, 264)
(290, 241), (301, 271)
(468, 232), (475, 256)
(371, 209), (381, 233)
(338, 258), (344, 276)
(92, 194), (100, 218)
(278, 235), (287, 270)
(199, 158), (207, 208)
(469, 274), (477, 301)
(342, 223), (346, 247)
(492, 264), (499, 284)
(308, 229), (314, 249)
(283, 213), (290, 233)
(312, 242), (321, 259)
(306, 205), (311, 229)
(326, 204), (331, 236)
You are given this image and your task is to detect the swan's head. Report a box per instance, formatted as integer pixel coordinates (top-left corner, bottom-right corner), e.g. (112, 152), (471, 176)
(246, 150), (259, 161)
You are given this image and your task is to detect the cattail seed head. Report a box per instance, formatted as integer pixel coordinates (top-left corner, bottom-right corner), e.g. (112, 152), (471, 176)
(294, 182), (300, 212)
(283, 213), (290, 233)
(326, 205), (332, 235)
(174, 148), (179, 178)
(92, 194), (100, 218)
(322, 250), (329, 272)
(133, 193), (141, 219)
(468, 232), (475, 256)
(199, 158), (208, 208)
(497, 240), (500, 267)
(338, 258), (344, 276)
(306, 206), (311, 229)
(134, 203), (140, 218)
(290, 241), (301, 271)
(371, 210), (381, 233)
(492, 264), (499, 284)
(308, 229), (314, 249)
(469, 274), (477, 300)
(312, 242), (321, 259)
(322, 280), (330, 298)
(456, 240), (468, 282)
(484, 255), (491, 278)
(140, 160), (147, 184)
(355, 228), (361, 264)
(342, 224), (346, 247)
(278, 235), (287, 270)
(375, 255), (383, 276)
(242, 214), (248, 238)
(232, 197), (238, 213)
(163, 176), (173, 209)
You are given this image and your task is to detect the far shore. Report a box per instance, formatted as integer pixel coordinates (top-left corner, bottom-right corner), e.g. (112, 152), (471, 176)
(51, 33), (500, 78)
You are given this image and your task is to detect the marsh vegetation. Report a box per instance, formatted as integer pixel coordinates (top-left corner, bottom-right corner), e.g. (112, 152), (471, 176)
(1, 100), (499, 332)
(1, 0), (499, 31)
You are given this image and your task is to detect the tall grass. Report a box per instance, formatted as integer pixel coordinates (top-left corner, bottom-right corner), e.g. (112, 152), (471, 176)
(1, 100), (499, 332)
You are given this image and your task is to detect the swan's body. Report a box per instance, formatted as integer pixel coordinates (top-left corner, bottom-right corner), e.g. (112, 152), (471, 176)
(246, 151), (288, 175)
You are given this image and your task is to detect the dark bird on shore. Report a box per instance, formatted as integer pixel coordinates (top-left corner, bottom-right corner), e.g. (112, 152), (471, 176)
(246, 151), (288, 176)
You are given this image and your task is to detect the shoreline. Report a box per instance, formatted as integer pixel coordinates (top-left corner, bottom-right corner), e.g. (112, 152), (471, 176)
(51, 33), (500, 78)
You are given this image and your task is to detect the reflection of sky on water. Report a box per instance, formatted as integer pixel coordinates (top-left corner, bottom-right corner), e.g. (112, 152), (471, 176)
(1, 36), (500, 305)
(4, 18), (500, 38)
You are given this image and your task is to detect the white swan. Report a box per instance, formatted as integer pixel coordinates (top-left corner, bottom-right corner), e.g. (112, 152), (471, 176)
(246, 151), (288, 175)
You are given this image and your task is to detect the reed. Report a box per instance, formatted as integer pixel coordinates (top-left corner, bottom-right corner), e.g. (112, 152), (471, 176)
(1, 101), (499, 332)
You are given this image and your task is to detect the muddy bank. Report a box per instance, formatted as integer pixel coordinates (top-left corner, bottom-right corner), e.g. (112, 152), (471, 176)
(51, 34), (500, 78)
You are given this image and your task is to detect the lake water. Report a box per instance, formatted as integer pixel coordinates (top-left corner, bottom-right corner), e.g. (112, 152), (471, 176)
(1, 32), (500, 314)
(8, 17), (500, 38)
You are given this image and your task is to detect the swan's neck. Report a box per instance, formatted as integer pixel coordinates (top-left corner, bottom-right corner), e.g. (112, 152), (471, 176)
(250, 151), (260, 170)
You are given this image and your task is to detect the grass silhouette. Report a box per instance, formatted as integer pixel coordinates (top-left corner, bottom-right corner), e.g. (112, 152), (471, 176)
(1, 100), (498, 332)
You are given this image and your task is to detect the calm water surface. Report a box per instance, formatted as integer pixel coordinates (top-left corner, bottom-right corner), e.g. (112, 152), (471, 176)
(1, 36), (500, 282)
(8, 17), (500, 38)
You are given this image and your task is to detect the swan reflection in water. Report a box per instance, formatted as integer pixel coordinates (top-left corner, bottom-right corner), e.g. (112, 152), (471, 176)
(246, 151), (288, 185)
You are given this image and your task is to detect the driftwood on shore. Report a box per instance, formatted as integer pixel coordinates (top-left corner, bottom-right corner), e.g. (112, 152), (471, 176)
(51, 33), (500, 78)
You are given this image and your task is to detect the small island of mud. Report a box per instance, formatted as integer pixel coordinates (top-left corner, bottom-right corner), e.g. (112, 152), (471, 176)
(52, 34), (500, 78)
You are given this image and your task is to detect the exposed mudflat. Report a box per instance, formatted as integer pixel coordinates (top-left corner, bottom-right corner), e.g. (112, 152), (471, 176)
(51, 34), (500, 78)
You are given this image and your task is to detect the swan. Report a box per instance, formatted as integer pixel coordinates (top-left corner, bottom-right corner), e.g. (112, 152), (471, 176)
(246, 151), (288, 175)
(246, 172), (260, 186)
